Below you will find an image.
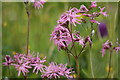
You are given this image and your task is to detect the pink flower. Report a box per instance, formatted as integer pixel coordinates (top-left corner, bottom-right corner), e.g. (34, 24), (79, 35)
(31, 56), (46, 74)
(59, 64), (74, 78)
(79, 5), (89, 13)
(41, 62), (74, 79)
(3, 55), (14, 66)
(72, 32), (85, 47)
(50, 25), (72, 50)
(33, 0), (46, 9)
(92, 12), (100, 17)
(13, 53), (26, 64)
(12, 53), (32, 76)
(72, 32), (92, 48)
(114, 46), (120, 53)
(98, 22), (108, 37)
(101, 48), (106, 57)
(57, 8), (82, 26)
(12, 62), (32, 76)
(90, 19), (100, 24)
(82, 14), (92, 17)
(84, 36), (92, 47)
(101, 40), (112, 57)
(3, 51), (47, 76)
(41, 62), (60, 78)
(90, 1), (97, 8)
(102, 40), (112, 49)
(99, 7), (108, 16)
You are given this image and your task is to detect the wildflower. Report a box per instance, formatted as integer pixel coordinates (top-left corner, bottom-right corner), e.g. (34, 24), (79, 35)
(31, 56), (46, 74)
(79, 5), (89, 13)
(113, 46), (120, 53)
(3, 55), (14, 66)
(72, 32), (92, 48)
(50, 25), (72, 50)
(101, 40), (112, 56)
(12, 62), (32, 76)
(84, 36), (92, 47)
(99, 7), (108, 16)
(92, 12), (100, 17)
(82, 14), (92, 17)
(59, 64), (74, 78)
(33, 0), (46, 9)
(3, 50), (48, 76)
(90, 19), (100, 24)
(90, 1), (97, 8)
(72, 32), (85, 47)
(41, 62), (61, 78)
(98, 23), (108, 37)
(41, 62), (74, 79)
(57, 8), (82, 26)
(11, 53), (32, 76)
(13, 53), (26, 63)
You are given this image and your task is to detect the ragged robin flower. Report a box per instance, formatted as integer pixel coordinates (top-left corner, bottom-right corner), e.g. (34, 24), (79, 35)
(41, 62), (74, 79)
(33, 0), (46, 9)
(50, 25), (72, 50)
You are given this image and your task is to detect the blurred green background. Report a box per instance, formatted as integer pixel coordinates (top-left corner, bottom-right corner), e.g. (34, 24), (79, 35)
(2, 2), (119, 78)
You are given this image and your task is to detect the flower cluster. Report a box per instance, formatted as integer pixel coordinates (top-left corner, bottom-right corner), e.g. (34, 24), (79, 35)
(57, 1), (107, 26)
(51, 2), (108, 51)
(50, 25), (72, 50)
(57, 8), (82, 27)
(3, 51), (74, 78)
(50, 25), (92, 50)
(101, 40), (120, 56)
(41, 62), (74, 79)
(3, 51), (46, 76)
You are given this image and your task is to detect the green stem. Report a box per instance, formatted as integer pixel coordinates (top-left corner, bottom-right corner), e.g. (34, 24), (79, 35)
(23, 2), (30, 80)
(8, 66), (10, 77)
(75, 57), (80, 78)
(90, 49), (94, 78)
(25, 2), (30, 55)
(90, 23), (93, 41)
(107, 50), (112, 78)
(22, 72), (27, 80)
(78, 46), (85, 57)
(89, 23), (94, 78)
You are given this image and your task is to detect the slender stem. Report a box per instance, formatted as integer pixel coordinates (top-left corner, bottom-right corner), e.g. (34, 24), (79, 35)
(23, 2), (30, 80)
(89, 23), (95, 78)
(90, 23), (93, 41)
(75, 57), (80, 78)
(22, 72), (27, 80)
(67, 52), (71, 65)
(25, 2), (30, 55)
(107, 50), (112, 78)
(89, 49), (94, 78)
(8, 66), (10, 77)
(78, 46), (85, 57)
(66, 48), (75, 58)
(65, 48), (71, 65)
